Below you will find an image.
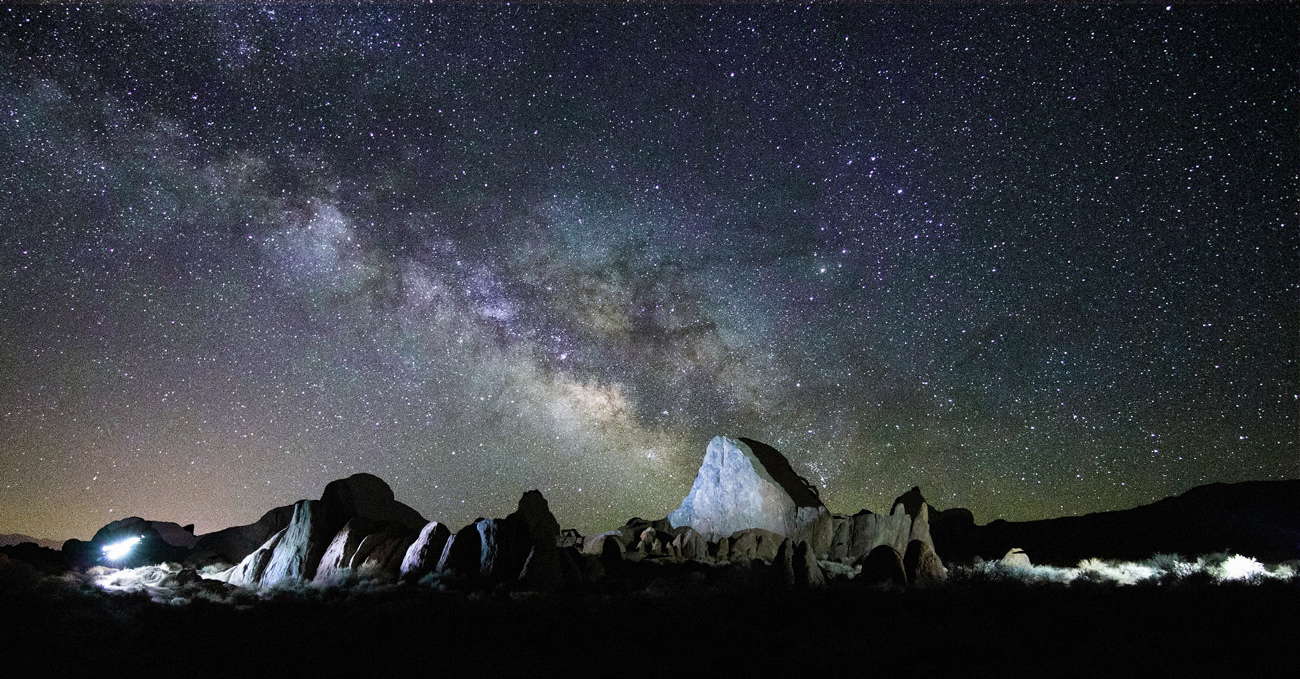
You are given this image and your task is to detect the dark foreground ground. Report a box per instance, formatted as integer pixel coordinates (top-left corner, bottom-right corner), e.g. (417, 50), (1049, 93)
(2, 565), (1297, 679)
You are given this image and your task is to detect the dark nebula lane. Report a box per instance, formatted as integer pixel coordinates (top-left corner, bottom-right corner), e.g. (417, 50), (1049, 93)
(0, 4), (1295, 541)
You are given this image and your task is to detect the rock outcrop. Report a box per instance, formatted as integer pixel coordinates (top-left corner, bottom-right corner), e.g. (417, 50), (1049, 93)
(724, 528), (786, 563)
(313, 517), (414, 585)
(432, 490), (566, 591)
(320, 473), (428, 532)
(794, 540), (826, 587)
(510, 490), (563, 591)
(188, 505), (295, 567)
(63, 517), (198, 570)
(928, 480), (1300, 566)
(222, 474), (427, 588)
(904, 539), (947, 587)
(668, 436), (833, 555)
(827, 487), (943, 568)
(669, 527), (709, 561)
(400, 521), (452, 579)
(229, 499), (345, 588)
(856, 544), (907, 587)
(1001, 548), (1032, 569)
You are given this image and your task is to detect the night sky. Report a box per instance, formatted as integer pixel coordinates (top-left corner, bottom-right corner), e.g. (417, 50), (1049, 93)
(1, 5), (1295, 541)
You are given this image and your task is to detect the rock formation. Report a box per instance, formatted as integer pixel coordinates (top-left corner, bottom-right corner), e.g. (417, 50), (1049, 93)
(724, 528), (786, 563)
(429, 490), (565, 591)
(827, 487), (942, 567)
(904, 539), (947, 587)
(509, 490), (564, 591)
(1001, 548), (1032, 569)
(320, 473), (427, 532)
(222, 474), (427, 588)
(668, 436), (834, 555)
(400, 521), (452, 579)
(669, 527), (709, 561)
(229, 499), (344, 587)
(313, 517), (414, 585)
(856, 544), (907, 587)
(794, 540), (826, 587)
(63, 517), (197, 570)
(187, 505), (295, 567)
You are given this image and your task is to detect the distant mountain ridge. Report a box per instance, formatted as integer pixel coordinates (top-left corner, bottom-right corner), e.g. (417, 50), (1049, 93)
(0, 533), (63, 550)
(930, 479), (1300, 565)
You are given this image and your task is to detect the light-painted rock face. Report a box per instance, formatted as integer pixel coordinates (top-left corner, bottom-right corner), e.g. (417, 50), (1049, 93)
(312, 518), (414, 585)
(1001, 548), (1032, 569)
(668, 436), (833, 554)
(400, 521), (452, 579)
(224, 499), (346, 588)
(257, 500), (343, 587)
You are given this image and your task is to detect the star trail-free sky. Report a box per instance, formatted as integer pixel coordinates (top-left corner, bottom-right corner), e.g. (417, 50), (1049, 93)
(1, 5), (1295, 541)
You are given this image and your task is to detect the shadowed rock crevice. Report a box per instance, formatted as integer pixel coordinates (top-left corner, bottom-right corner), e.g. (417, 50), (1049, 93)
(736, 437), (822, 508)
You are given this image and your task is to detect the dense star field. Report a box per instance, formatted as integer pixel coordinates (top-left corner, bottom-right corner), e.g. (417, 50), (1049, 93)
(0, 5), (1295, 542)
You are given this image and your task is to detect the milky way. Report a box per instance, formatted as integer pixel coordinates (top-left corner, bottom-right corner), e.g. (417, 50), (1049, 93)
(1, 5), (1295, 540)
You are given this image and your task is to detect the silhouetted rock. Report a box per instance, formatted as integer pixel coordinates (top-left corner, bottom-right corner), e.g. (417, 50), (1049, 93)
(188, 504), (295, 567)
(726, 528), (785, 562)
(0, 533), (64, 551)
(599, 534), (625, 571)
(794, 540), (826, 587)
(508, 490), (563, 591)
(669, 436), (834, 555)
(320, 473), (428, 532)
(856, 544), (907, 587)
(774, 538), (796, 585)
(0, 542), (65, 574)
(435, 523), (480, 585)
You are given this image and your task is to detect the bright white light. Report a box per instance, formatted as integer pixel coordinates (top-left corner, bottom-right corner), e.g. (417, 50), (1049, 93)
(102, 536), (142, 561)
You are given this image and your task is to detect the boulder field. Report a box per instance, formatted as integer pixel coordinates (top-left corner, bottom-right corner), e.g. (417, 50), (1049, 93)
(56, 435), (1300, 590)
(54, 436), (958, 592)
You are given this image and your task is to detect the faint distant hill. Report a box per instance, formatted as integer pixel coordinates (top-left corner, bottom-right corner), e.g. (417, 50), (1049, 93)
(0, 533), (63, 550)
(930, 479), (1300, 566)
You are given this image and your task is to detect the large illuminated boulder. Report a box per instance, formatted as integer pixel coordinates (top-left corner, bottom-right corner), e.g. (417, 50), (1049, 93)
(222, 473), (429, 588)
(668, 436), (834, 555)
(229, 499), (344, 588)
(313, 517), (415, 585)
(192, 474), (424, 569)
(400, 521), (452, 579)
